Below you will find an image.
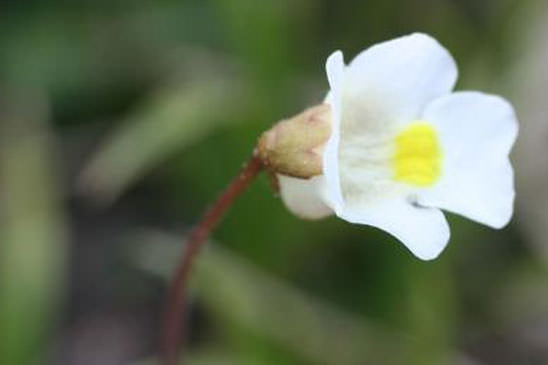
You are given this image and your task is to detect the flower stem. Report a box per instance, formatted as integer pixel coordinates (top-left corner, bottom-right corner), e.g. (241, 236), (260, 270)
(161, 154), (264, 365)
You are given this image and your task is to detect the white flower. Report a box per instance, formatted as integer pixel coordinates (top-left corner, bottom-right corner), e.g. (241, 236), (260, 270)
(278, 33), (518, 260)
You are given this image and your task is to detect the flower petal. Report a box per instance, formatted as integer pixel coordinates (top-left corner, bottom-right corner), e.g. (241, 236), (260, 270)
(323, 50), (345, 212)
(322, 34), (458, 222)
(278, 175), (333, 219)
(340, 197), (450, 260)
(345, 33), (458, 124)
(418, 92), (518, 228)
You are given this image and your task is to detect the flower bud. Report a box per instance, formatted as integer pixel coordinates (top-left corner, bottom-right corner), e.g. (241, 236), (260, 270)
(256, 104), (331, 179)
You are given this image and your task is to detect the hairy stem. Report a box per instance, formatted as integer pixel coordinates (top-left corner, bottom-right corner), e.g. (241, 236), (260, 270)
(161, 154), (264, 365)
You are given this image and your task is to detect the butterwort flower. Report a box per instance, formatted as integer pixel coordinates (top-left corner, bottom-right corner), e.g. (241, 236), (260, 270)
(261, 33), (518, 260)
(162, 33), (519, 363)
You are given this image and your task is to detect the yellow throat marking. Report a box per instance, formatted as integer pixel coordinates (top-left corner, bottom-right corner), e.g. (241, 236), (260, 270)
(393, 122), (442, 186)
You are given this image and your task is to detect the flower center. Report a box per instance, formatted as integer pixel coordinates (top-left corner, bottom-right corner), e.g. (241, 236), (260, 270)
(393, 122), (442, 186)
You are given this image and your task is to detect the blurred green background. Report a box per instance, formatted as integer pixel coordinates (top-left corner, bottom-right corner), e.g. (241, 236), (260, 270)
(1, 0), (547, 364)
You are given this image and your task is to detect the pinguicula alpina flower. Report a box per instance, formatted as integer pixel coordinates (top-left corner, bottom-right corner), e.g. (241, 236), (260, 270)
(260, 33), (518, 260)
(163, 32), (519, 364)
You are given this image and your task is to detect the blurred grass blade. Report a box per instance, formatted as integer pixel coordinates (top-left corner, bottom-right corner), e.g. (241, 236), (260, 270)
(195, 246), (412, 365)
(511, 1), (548, 261)
(0, 94), (68, 365)
(78, 76), (246, 205)
(130, 230), (416, 364)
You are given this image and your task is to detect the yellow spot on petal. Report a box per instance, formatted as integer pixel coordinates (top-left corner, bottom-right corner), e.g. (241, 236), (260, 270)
(393, 122), (442, 186)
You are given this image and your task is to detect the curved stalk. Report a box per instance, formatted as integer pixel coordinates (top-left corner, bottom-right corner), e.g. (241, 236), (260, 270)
(161, 154), (264, 365)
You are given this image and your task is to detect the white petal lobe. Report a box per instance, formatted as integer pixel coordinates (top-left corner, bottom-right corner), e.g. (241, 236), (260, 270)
(323, 50), (345, 212)
(340, 198), (450, 260)
(344, 33), (458, 124)
(418, 92), (518, 228)
(277, 175), (333, 220)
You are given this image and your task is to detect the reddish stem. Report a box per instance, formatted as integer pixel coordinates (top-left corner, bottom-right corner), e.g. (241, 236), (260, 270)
(161, 154), (263, 365)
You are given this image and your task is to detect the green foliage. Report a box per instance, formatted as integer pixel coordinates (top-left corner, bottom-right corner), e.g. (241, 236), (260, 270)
(0, 98), (67, 364)
(0, 1), (541, 364)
